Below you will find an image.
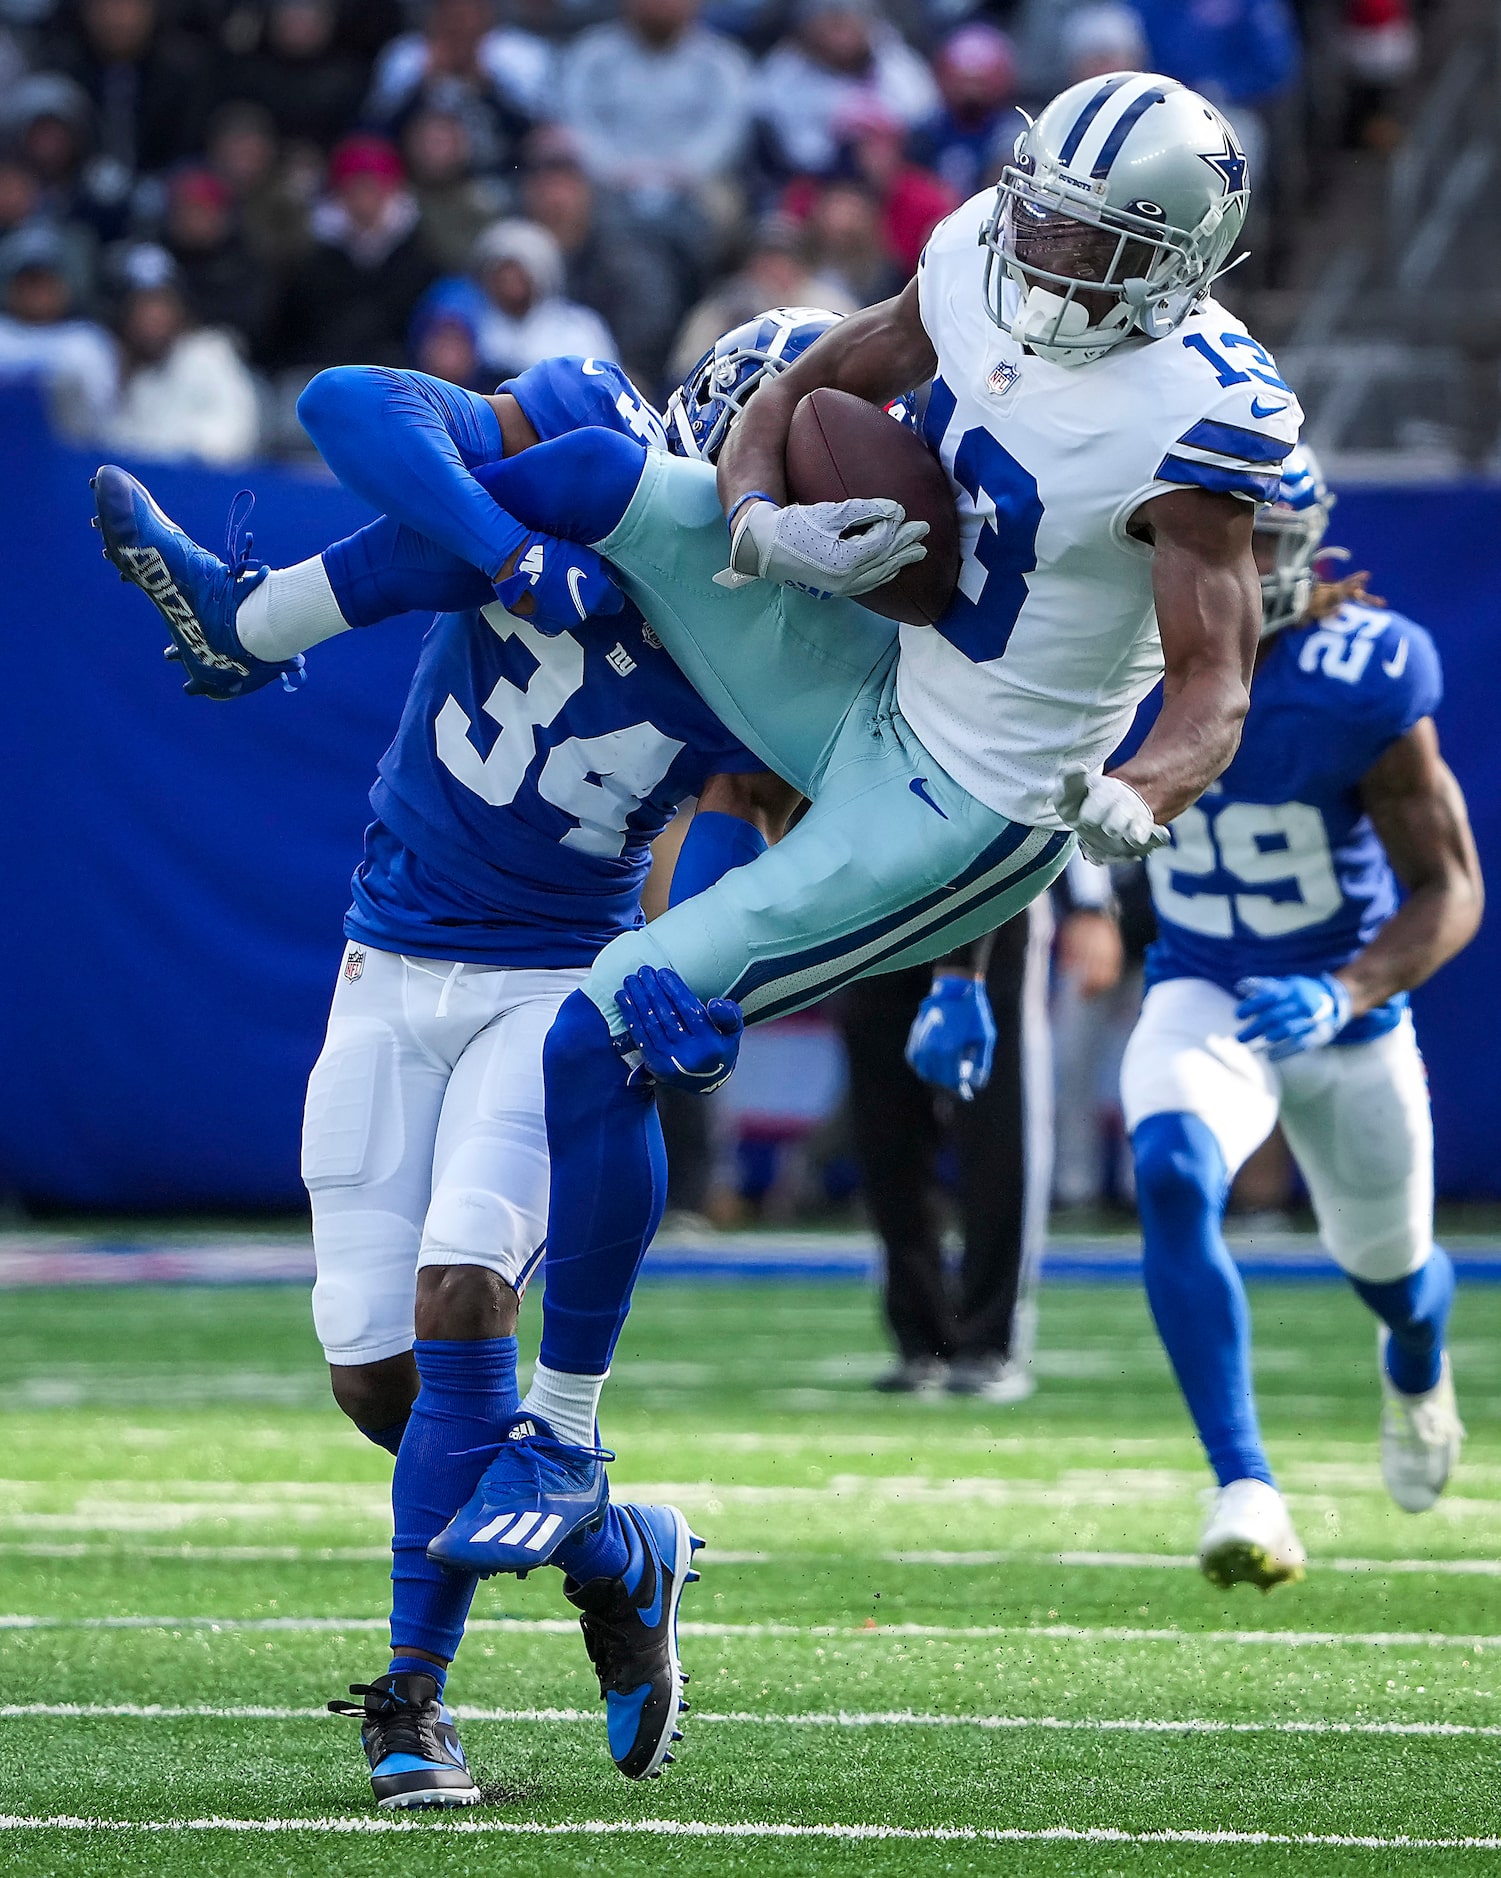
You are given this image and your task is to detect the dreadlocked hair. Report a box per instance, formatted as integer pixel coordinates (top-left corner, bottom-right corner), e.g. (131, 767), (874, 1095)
(1305, 569), (1383, 621)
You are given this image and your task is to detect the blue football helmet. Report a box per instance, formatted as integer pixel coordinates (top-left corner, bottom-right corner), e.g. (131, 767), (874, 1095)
(1255, 442), (1336, 636)
(665, 307), (845, 462)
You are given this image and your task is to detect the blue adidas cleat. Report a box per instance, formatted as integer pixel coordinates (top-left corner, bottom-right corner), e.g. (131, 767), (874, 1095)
(91, 464), (303, 699)
(567, 1502), (703, 1780)
(327, 1671), (480, 1809)
(428, 1413), (612, 1578)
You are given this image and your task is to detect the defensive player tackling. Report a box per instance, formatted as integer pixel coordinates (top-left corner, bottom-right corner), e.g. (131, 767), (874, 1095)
(1122, 444), (1482, 1589)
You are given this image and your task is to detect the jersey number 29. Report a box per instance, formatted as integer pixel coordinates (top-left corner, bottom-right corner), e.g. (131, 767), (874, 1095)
(435, 616), (684, 857)
(1148, 800), (1342, 937)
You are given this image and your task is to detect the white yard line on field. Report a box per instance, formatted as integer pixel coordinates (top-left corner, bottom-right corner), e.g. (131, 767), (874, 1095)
(2, 1615), (1498, 1648)
(887, 1550), (1501, 1576)
(3, 1704), (1499, 1739)
(2, 1816), (1499, 1850)
(0, 1539), (1489, 1574)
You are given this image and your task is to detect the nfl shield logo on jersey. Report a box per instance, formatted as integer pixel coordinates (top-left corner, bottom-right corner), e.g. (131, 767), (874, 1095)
(987, 361), (1020, 397)
(344, 946), (366, 983)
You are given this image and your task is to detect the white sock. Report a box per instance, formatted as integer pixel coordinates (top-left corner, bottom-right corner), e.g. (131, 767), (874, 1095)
(235, 556), (350, 661)
(522, 1361), (609, 1448)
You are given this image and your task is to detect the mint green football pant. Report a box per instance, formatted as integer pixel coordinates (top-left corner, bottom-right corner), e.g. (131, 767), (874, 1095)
(581, 451), (1072, 1030)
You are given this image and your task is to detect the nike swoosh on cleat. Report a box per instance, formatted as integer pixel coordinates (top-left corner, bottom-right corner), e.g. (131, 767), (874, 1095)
(1250, 397), (1288, 418)
(909, 778), (948, 819)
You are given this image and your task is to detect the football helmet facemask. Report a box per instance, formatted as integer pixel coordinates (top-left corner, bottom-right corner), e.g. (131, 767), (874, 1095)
(1255, 442), (1336, 637)
(983, 72), (1251, 366)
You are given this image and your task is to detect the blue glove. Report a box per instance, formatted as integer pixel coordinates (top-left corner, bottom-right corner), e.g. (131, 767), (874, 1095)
(615, 966), (744, 1094)
(494, 533), (624, 636)
(904, 974), (996, 1100)
(1234, 973), (1352, 1061)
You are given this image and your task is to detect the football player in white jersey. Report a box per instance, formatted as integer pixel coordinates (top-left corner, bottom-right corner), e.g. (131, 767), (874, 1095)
(1118, 445), (1482, 1589)
(719, 69), (1302, 864)
(425, 75), (1317, 1590)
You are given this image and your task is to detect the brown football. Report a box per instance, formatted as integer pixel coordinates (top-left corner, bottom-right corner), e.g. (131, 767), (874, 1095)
(783, 387), (959, 627)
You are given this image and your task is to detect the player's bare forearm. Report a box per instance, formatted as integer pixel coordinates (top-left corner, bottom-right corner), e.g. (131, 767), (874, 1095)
(696, 769), (803, 843)
(716, 279), (938, 514)
(1112, 487), (1259, 822)
(1335, 720), (1483, 1016)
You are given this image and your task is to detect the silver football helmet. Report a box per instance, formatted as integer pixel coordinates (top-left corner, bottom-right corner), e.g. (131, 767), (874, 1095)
(982, 71), (1251, 365)
(1256, 442), (1336, 637)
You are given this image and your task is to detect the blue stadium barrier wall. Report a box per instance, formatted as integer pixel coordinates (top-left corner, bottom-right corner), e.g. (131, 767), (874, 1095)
(1, 384), (1498, 1206)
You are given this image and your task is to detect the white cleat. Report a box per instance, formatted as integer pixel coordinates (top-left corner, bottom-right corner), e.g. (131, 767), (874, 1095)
(1379, 1330), (1464, 1513)
(1198, 1478), (1306, 1592)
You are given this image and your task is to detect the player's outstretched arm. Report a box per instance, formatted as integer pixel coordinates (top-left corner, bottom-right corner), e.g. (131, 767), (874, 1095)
(1336, 718), (1483, 1016)
(1111, 487), (1261, 824)
(716, 278), (938, 513)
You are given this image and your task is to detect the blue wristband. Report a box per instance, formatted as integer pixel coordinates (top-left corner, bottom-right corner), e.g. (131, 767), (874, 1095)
(725, 490), (777, 536)
(669, 809), (769, 907)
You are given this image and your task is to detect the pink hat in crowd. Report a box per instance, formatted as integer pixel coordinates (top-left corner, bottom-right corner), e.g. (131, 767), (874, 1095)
(327, 134), (405, 190)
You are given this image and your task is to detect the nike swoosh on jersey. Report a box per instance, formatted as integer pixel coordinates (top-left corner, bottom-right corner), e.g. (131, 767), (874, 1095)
(1250, 397), (1289, 418)
(582, 358), (608, 375)
(909, 777), (949, 819)
(1383, 636), (1410, 679)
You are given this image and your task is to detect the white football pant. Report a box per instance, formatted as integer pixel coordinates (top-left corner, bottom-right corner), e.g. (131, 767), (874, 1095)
(1120, 977), (1433, 1283)
(304, 942), (587, 1365)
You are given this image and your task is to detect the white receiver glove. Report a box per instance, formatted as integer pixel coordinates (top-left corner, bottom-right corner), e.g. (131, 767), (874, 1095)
(716, 498), (928, 599)
(1053, 762), (1171, 865)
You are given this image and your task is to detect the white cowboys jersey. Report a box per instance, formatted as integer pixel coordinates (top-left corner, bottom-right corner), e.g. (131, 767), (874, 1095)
(903, 191), (1303, 828)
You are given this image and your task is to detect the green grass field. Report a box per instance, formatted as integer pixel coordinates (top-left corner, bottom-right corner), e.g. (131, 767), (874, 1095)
(2, 1275), (1499, 1876)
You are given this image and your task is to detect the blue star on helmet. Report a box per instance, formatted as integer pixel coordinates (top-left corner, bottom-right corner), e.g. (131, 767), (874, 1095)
(1200, 128), (1247, 195)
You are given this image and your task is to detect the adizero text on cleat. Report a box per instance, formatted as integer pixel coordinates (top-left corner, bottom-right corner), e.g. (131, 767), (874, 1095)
(567, 1502), (700, 1779)
(428, 1413), (611, 1577)
(91, 464), (302, 699)
(327, 1671), (479, 1809)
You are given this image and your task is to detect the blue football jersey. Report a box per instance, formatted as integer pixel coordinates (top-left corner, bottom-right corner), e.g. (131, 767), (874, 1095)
(1141, 601), (1443, 1043)
(346, 356), (761, 968)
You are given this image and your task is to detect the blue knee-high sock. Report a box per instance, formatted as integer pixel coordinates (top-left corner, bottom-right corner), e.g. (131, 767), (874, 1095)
(322, 519), (493, 629)
(1351, 1247), (1455, 1396)
(1134, 1113), (1274, 1489)
(537, 992), (668, 1380)
(390, 1337), (519, 1663)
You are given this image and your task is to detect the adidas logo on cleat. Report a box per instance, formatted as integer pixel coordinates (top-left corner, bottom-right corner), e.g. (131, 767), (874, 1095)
(507, 1419), (537, 1441)
(469, 1509), (564, 1551)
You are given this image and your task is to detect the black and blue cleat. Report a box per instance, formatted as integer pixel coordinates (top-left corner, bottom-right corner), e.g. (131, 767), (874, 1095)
(567, 1502), (703, 1780)
(429, 1413), (612, 1577)
(91, 464), (303, 699)
(328, 1671), (480, 1810)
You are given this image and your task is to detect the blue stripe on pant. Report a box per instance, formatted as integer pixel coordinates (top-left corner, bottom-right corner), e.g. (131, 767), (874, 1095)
(732, 824), (1069, 1023)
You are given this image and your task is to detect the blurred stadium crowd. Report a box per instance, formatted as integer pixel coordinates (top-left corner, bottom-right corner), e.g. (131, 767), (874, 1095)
(0, 0), (1429, 461)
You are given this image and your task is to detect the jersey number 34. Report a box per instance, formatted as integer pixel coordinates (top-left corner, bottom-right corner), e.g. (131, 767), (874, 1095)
(435, 617), (684, 857)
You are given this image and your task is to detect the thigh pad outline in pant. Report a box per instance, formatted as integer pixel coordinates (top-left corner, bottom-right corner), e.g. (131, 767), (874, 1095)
(1276, 1014), (1434, 1282)
(305, 945), (508, 1366)
(1120, 978), (1282, 1179)
(417, 972), (582, 1290)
